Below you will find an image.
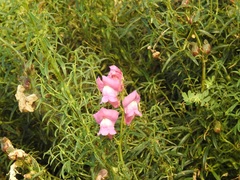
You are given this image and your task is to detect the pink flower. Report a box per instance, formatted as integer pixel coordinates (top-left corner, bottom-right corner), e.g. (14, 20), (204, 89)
(93, 108), (119, 137)
(122, 90), (142, 125)
(96, 76), (122, 108)
(97, 75), (122, 92)
(108, 65), (123, 80)
(108, 65), (124, 91)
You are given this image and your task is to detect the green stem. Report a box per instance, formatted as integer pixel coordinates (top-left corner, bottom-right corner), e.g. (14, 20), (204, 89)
(118, 88), (128, 165)
(201, 58), (206, 92)
(118, 106), (125, 164)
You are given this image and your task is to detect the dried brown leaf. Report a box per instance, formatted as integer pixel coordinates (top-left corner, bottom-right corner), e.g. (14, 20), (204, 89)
(15, 85), (38, 112)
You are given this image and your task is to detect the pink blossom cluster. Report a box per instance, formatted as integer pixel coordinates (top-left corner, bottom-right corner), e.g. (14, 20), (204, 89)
(93, 65), (142, 138)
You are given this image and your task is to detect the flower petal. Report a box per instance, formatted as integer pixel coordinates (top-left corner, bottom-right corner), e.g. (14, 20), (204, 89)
(93, 108), (119, 124)
(122, 90), (140, 108)
(122, 91), (142, 125)
(102, 76), (122, 92)
(98, 118), (117, 136)
(108, 65), (123, 80)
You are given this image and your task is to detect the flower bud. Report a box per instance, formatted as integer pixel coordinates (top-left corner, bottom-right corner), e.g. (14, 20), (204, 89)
(202, 39), (211, 54)
(187, 16), (193, 25)
(214, 121), (221, 133)
(182, 0), (190, 6)
(152, 51), (160, 59)
(226, 75), (231, 81)
(191, 42), (200, 56)
(147, 45), (152, 50)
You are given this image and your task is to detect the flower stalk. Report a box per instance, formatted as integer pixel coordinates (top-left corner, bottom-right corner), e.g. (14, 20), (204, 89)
(93, 65), (142, 173)
(201, 58), (206, 92)
(201, 39), (211, 92)
(118, 107), (125, 164)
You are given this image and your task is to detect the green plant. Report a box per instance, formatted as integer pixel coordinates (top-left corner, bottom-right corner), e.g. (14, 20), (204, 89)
(0, 0), (239, 179)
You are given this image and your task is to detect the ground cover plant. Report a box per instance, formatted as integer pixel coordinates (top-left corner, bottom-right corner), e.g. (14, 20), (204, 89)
(0, 0), (239, 179)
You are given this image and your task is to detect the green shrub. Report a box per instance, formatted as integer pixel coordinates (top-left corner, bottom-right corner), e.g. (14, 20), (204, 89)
(0, 0), (239, 179)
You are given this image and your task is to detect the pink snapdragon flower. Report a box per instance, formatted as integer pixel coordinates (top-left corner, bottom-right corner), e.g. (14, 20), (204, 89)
(93, 107), (119, 138)
(108, 65), (123, 79)
(108, 65), (124, 91)
(122, 90), (142, 125)
(96, 65), (124, 108)
(96, 76), (122, 108)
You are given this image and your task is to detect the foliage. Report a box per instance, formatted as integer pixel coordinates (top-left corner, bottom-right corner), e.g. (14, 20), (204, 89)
(0, 0), (239, 179)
